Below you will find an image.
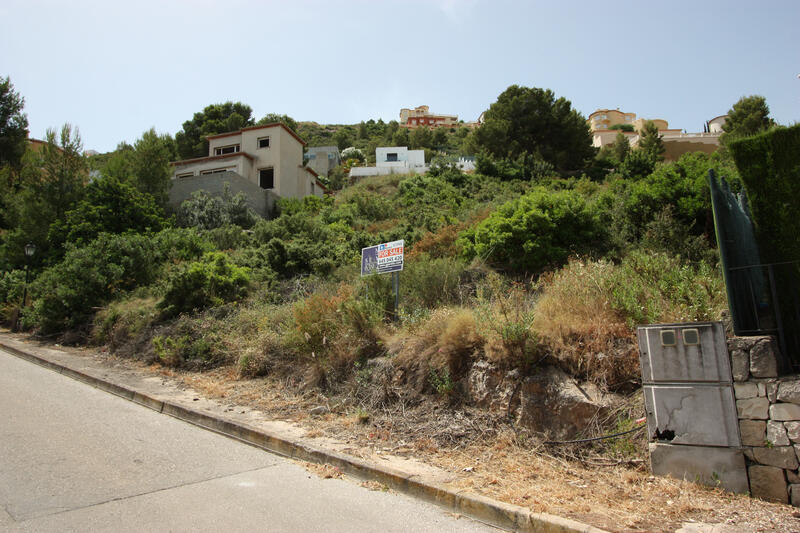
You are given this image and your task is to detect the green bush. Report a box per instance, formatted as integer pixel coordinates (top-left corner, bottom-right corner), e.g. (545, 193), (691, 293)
(49, 176), (166, 247)
(159, 251), (250, 317)
(604, 250), (725, 327)
(0, 269), (25, 322)
(459, 187), (604, 273)
(177, 185), (257, 230)
(150, 227), (214, 263)
(30, 233), (161, 333)
(600, 152), (738, 251)
(400, 254), (468, 311)
(729, 124), (800, 262)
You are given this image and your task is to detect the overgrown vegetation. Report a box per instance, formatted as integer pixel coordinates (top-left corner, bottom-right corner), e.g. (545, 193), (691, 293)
(2, 81), (770, 422)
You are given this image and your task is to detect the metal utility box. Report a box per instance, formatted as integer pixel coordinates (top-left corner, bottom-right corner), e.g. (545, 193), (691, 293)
(638, 322), (740, 447)
(638, 322), (747, 493)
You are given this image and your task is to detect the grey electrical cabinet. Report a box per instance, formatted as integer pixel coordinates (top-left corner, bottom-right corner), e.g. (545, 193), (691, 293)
(638, 322), (740, 447)
(638, 322), (748, 493)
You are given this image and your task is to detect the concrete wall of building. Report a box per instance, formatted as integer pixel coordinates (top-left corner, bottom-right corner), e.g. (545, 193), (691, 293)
(176, 125), (319, 202)
(168, 171), (278, 218)
(305, 146), (340, 176)
(376, 147), (409, 165)
(172, 154), (250, 179)
(633, 118), (670, 132)
(708, 116), (728, 133)
(663, 137), (720, 161)
(588, 109), (636, 131)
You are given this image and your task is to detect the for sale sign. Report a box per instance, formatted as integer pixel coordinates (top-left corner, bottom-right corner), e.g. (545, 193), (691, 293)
(361, 240), (404, 276)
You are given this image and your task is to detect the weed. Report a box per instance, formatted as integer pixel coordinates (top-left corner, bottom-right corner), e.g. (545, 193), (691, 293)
(428, 367), (454, 396)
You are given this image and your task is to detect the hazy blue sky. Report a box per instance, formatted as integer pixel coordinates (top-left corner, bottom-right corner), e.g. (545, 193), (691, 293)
(2, 0), (798, 153)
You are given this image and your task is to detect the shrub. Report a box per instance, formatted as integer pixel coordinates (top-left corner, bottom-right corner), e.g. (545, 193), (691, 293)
(532, 253), (726, 390)
(605, 250), (725, 327)
(177, 185), (257, 230)
(475, 284), (540, 369)
(390, 307), (481, 387)
(30, 233), (161, 333)
(50, 176), (166, 247)
(289, 283), (385, 383)
(159, 251), (250, 317)
(92, 295), (159, 349)
(0, 269), (25, 322)
(150, 227), (214, 263)
(729, 124), (800, 262)
(153, 334), (215, 368)
(459, 188), (604, 273)
(400, 254), (469, 311)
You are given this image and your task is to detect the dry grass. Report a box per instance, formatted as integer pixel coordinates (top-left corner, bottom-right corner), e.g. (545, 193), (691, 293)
(533, 260), (641, 391)
(427, 430), (794, 532)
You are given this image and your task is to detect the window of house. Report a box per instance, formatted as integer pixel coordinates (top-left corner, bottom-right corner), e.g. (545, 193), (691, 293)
(176, 172), (194, 179)
(386, 153), (398, 162)
(214, 144), (240, 156)
(259, 168), (274, 189)
(200, 168), (229, 175)
(258, 137), (270, 149)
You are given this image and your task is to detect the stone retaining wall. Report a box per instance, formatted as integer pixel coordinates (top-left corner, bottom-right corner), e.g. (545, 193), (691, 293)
(729, 335), (800, 505)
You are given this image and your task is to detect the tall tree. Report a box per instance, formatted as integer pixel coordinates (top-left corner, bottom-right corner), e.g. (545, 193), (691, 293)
(0, 76), (29, 171)
(132, 128), (175, 206)
(175, 102), (254, 159)
(472, 85), (595, 171)
(2, 124), (87, 267)
(28, 124), (88, 221)
(721, 95), (775, 143)
(256, 113), (298, 132)
(637, 120), (665, 162)
(611, 131), (631, 165)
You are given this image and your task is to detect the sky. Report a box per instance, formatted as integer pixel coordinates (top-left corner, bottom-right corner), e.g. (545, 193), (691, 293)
(1, 0), (798, 153)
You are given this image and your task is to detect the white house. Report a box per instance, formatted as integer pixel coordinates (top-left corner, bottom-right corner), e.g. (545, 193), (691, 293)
(169, 123), (325, 217)
(350, 146), (427, 178)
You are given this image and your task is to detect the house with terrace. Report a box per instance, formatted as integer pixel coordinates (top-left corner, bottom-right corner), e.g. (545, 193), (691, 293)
(169, 123), (325, 218)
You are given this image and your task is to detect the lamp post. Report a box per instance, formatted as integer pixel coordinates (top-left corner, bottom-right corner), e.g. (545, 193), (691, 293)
(17, 243), (36, 331)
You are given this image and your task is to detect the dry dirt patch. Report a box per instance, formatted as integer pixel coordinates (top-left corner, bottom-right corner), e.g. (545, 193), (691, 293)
(168, 364), (798, 532)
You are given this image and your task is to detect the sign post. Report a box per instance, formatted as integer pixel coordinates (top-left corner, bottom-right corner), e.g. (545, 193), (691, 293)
(361, 240), (404, 321)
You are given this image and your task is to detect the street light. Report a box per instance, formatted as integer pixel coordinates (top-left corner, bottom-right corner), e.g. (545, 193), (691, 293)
(17, 243), (36, 331)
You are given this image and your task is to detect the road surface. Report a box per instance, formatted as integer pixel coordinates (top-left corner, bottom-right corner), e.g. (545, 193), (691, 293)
(0, 348), (496, 532)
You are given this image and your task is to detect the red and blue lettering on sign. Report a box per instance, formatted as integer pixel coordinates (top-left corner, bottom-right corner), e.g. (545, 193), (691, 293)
(361, 240), (404, 276)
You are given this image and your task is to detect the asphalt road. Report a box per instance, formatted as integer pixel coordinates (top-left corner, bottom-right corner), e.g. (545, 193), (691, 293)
(0, 348), (496, 532)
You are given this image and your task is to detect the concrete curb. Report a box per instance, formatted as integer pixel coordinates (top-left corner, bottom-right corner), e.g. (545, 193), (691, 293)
(0, 337), (606, 533)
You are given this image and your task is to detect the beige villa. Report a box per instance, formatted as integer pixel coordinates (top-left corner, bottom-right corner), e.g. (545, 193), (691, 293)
(169, 123), (325, 217)
(587, 109), (727, 161)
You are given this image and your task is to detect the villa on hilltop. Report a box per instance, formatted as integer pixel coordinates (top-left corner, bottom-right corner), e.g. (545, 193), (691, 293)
(588, 109), (727, 161)
(168, 123), (325, 218)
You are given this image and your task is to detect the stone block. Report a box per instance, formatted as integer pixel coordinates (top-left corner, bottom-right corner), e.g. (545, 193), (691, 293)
(743, 447), (755, 461)
(757, 382), (767, 397)
(767, 381), (779, 403)
(730, 349), (750, 382)
(767, 421), (791, 446)
(770, 403), (800, 421)
(734, 382), (759, 399)
(778, 380), (800, 405)
(753, 446), (799, 469)
(748, 465), (788, 503)
(788, 470), (800, 484)
(750, 337), (779, 378)
(737, 397), (769, 419)
(792, 484), (800, 507)
(649, 443), (748, 493)
(739, 420), (766, 447)
(786, 421), (800, 443)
